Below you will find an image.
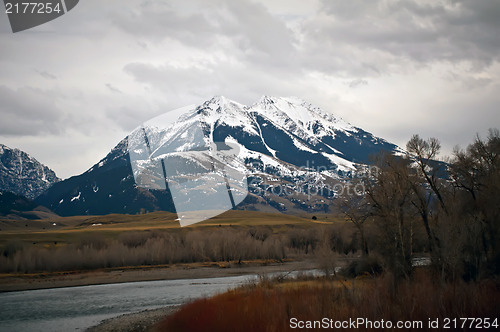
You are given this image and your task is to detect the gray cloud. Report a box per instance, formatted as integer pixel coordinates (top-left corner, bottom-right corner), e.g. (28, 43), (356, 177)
(0, 0), (499, 178)
(220, 0), (297, 65)
(105, 83), (122, 93)
(110, 0), (297, 69)
(110, 1), (218, 47)
(0, 85), (63, 136)
(348, 79), (368, 88)
(37, 70), (57, 80)
(298, 0), (500, 77)
(122, 59), (318, 109)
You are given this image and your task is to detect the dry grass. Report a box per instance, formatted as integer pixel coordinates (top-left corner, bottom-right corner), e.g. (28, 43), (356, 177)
(155, 270), (500, 331)
(0, 210), (352, 274)
(1, 220), (356, 273)
(0, 210), (315, 246)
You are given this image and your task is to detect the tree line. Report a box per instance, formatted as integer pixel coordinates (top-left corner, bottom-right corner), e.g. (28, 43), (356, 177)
(341, 128), (499, 281)
(0, 224), (359, 273)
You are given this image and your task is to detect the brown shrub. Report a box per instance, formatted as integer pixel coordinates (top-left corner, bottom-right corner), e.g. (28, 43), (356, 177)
(156, 271), (500, 332)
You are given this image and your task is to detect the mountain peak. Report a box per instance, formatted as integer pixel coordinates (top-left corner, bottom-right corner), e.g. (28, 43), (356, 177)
(208, 95), (228, 104)
(204, 96), (244, 110)
(256, 95), (306, 106)
(0, 144), (60, 199)
(257, 95), (277, 105)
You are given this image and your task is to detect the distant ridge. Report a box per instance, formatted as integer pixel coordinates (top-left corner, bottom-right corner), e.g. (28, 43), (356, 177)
(0, 190), (58, 220)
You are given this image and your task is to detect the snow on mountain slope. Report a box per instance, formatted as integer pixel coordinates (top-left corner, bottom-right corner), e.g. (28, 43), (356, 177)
(251, 96), (355, 140)
(37, 96), (402, 216)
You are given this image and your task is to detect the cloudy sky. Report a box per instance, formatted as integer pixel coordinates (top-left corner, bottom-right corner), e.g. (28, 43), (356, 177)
(1, 0), (499, 179)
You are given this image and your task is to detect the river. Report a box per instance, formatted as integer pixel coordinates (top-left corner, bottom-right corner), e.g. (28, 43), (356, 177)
(0, 274), (259, 332)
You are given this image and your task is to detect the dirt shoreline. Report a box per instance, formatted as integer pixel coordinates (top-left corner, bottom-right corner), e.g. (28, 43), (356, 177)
(86, 306), (181, 332)
(0, 259), (320, 292)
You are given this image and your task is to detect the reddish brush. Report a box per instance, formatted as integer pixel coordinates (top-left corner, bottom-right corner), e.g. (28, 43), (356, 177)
(155, 273), (500, 332)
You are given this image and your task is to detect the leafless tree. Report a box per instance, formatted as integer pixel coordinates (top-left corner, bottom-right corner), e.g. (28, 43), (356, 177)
(364, 153), (415, 279)
(339, 186), (371, 256)
(448, 128), (500, 278)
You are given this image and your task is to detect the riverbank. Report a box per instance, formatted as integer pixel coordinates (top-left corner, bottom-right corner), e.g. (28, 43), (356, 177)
(86, 306), (181, 332)
(0, 259), (321, 292)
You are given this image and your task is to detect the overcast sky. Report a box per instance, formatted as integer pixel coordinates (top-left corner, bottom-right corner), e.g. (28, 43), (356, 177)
(1, 0), (499, 179)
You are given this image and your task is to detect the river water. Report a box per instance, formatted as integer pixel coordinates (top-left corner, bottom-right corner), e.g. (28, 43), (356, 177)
(0, 274), (259, 332)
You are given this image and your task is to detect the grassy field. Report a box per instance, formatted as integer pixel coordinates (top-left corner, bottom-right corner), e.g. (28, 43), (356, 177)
(0, 210), (350, 274)
(0, 210), (339, 247)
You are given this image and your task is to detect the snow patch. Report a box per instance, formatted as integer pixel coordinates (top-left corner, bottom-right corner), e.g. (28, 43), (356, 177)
(292, 137), (317, 154)
(321, 153), (356, 172)
(71, 192), (81, 202)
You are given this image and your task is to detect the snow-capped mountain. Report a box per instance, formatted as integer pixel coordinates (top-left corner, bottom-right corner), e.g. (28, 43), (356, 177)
(37, 96), (400, 216)
(0, 144), (60, 200)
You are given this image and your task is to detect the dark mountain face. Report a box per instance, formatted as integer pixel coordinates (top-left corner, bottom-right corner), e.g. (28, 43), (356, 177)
(0, 190), (58, 220)
(35, 139), (176, 216)
(0, 191), (37, 215)
(0, 144), (60, 200)
(36, 96), (402, 217)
